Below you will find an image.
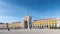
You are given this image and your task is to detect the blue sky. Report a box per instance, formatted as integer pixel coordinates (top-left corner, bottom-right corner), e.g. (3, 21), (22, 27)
(0, 0), (60, 23)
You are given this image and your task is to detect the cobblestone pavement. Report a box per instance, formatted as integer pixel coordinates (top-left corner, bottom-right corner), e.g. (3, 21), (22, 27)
(0, 29), (60, 34)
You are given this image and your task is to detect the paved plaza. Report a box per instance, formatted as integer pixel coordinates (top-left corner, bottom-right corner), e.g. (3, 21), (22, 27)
(0, 29), (60, 34)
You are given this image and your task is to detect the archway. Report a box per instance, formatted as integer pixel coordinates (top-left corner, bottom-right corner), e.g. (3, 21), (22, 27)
(24, 21), (28, 29)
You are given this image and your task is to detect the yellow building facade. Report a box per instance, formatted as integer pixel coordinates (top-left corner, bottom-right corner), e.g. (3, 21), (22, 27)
(0, 23), (22, 29)
(9, 23), (22, 29)
(0, 18), (58, 29)
(33, 18), (58, 29)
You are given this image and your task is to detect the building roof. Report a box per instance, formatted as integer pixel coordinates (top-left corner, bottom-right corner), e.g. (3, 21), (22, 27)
(33, 18), (57, 21)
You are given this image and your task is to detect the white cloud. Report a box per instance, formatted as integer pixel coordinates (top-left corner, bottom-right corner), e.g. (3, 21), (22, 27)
(0, 1), (11, 9)
(0, 1), (28, 23)
(0, 1), (26, 13)
(0, 16), (21, 23)
(0, 1), (12, 13)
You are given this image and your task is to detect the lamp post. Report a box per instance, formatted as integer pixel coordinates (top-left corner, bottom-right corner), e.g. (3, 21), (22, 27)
(6, 23), (10, 31)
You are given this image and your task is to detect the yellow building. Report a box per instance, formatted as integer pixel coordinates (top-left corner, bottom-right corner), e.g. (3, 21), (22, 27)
(9, 22), (22, 29)
(33, 18), (58, 29)
(0, 22), (22, 29)
(0, 18), (58, 29)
